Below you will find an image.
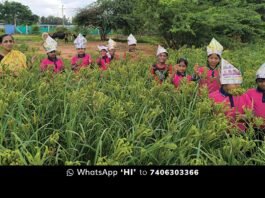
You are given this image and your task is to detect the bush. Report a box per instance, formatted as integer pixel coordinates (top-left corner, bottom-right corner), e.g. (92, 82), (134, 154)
(55, 26), (69, 33)
(31, 25), (40, 35)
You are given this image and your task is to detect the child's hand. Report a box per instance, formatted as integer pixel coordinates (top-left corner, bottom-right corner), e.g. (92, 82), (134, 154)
(173, 64), (179, 73)
(77, 59), (82, 66)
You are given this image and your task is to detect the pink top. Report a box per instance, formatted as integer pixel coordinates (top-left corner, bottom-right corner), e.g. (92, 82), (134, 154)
(246, 88), (265, 121)
(40, 58), (64, 73)
(197, 66), (221, 94)
(71, 54), (92, 68)
(172, 73), (192, 88)
(96, 56), (111, 70)
(209, 90), (253, 132)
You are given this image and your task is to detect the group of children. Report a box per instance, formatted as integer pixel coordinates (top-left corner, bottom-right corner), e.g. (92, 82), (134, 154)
(40, 33), (139, 73)
(0, 33), (264, 135)
(151, 38), (265, 134)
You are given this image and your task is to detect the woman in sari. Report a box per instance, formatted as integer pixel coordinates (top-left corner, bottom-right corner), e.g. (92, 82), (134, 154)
(0, 34), (27, 76)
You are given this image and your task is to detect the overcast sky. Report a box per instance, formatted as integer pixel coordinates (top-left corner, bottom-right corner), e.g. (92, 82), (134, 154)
(9, 0), (96, 18)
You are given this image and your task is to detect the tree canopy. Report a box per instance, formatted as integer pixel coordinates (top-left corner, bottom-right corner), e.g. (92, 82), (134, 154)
(74, 0), (265, 47)
(0, 1), (39, 25)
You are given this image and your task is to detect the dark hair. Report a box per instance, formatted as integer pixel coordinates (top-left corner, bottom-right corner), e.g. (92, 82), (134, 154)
(177, 57), (188, 66)
(207, 54), (221, 59)
(0, 34), (14, 43)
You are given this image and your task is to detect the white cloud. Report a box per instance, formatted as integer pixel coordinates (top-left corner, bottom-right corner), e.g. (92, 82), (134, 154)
(9, 0), (96, 18)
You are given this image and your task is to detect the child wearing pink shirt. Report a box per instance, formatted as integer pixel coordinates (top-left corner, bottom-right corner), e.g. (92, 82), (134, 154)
(40, 36), (64, 73)
(71, 53), (92, 72)
(246, 63), (265, 136)
(71, 33), (92, 72)
(209, 59), (253, 132)
(172, 58), (193, 88)
(96, 46), (110, 71)
(40, 54), (64, 73)
(194, 38), (223, 94)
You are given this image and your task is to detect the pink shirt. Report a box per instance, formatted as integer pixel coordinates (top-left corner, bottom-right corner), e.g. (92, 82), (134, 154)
(40, 58), (64, 73)
(172, 73), (192, 88)
(246, 88), (265, 121)
(209, 90), (253, 132)
(96, 56), (110, 70)
(71, 54), (92, 68)
(197, 66), (221, 94)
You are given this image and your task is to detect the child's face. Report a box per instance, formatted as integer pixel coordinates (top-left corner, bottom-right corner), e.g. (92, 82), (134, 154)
(224, 84), (240, 92)
(257, 78), (265, 91)
(77, 48), (85, 55)
(208, 54), (220, 67)
(129, 44), (136, 52)
(48, 50), (56, 58)
(1, 35), (14, 52)
(177, 61), (187, 73)
(43, 34), (49, 40)
(101, 50), (107, 56)
(158, 53), (168, 64)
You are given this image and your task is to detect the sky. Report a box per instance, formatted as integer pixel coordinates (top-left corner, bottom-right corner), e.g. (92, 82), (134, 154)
(7, 0), (96, 18)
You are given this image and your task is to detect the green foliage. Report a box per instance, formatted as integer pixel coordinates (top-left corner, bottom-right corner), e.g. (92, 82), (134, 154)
(40, 16), (71, 25)
(55, 26), (69, 34)
(73, 2), (113, 41)
(32, 25), (40, 35)
(76, 0), (265, 48)
(0, 1), (39, 25)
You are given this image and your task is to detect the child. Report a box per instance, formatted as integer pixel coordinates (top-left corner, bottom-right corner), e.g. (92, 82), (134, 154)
(194, 38), (223, 94)
(246, 63), (265, 133)
(209, 59), (253, 132)
(0, 34), (27, 76)
(150, 45), (172, 84)
(123, 34), (138, 61)
(172, 58), (193, 88)
(96, 45), (110, 71)
(107, 38), (119, 60)
(40, 36), (64, 73)
(71, 33), (92, 72)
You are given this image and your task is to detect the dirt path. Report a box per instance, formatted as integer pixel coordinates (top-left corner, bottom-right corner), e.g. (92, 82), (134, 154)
(27, 40), (157, 60)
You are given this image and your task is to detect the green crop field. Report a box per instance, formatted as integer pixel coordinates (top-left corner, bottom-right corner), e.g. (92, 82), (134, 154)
(0, 36), (265, 165)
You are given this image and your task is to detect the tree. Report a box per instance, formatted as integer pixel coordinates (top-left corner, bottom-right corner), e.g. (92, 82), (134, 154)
(40, 16), (71, 25)
(156, 0), (265, 48)
(74, 2), (113, 40)
(74, 0), (265, 47)
(0, 1), (39, 25)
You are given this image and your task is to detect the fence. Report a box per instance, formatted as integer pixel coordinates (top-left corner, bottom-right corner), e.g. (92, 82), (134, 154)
(4, 24), (112, 35)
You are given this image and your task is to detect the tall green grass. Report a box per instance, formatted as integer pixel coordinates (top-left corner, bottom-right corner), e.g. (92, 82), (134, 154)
(0, 41), (264, 165)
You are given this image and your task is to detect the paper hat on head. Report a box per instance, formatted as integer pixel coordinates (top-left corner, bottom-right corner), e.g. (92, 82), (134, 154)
(220, 58), (243, 85)
(256, 63), (265, 79)
(43, 36), (57, 53)
(98, 45), (109, 52)
(207, 38), (223, 57)
(127, 34), (137, 46)
(42, 32), (49, 40)
(74, 33), (87, 49)
(108, 38), (117, 50)
(156, 45), (168, 56)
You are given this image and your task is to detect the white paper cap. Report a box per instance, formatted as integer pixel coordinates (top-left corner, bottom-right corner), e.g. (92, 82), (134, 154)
(220, 58), (243, 84)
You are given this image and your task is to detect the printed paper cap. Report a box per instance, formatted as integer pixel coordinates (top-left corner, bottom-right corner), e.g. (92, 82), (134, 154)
(256, 63), (265, 79)
(207, 38), (223, 57)
(220, 58), (243, 84)
(43, 36), (57, 53)
(74, 33), (87, 49)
